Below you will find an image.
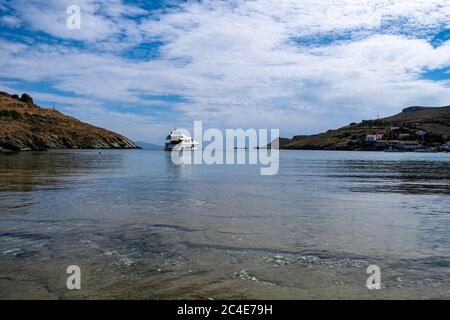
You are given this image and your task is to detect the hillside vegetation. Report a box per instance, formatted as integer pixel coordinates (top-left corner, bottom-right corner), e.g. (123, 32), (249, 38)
(276, 106), (450, 150)
(0, 92), (137, 151)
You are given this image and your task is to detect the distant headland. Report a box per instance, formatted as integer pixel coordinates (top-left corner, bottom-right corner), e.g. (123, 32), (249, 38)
(0, 91), (137, 151)
(269, 105), (450, 152)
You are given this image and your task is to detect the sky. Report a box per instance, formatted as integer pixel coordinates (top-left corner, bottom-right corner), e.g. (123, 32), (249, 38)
(1, 0), (450, 144)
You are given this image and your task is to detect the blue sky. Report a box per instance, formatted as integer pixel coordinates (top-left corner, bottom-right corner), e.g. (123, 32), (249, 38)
(1, 0), (450, 144)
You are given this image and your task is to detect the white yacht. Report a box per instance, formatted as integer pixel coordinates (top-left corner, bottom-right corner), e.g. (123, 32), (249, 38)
(164, 129), (199, 151)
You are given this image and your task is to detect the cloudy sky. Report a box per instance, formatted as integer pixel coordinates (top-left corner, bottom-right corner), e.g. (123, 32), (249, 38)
(1, 0), (450, 143)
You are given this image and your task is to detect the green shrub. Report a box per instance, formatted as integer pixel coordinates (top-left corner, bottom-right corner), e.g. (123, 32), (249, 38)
(0, 109), (23, 120)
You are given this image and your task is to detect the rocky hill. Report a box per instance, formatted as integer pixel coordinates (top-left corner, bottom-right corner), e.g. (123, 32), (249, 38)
(274, 106), (450, 150)
(0, 92), (137, 151)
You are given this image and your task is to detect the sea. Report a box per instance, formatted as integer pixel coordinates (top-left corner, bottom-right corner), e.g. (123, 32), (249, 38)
(0, 149), (449, 299)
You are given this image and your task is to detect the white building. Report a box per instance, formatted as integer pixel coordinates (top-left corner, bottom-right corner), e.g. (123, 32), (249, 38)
(365, 135), (378, 142)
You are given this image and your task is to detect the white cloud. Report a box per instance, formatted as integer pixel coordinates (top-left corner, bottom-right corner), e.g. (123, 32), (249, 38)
(6, 0), (145, 45)
(1, 15), (22, 27)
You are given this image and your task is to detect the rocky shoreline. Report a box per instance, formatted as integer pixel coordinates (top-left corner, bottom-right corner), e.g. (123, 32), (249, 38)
(0, 92), (138, 151)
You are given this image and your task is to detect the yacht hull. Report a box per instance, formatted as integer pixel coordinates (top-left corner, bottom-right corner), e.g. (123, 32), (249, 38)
(164, 143), (198, 151)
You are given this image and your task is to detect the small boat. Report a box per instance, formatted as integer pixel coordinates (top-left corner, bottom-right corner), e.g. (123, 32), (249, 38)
(164, 129), (199, 151)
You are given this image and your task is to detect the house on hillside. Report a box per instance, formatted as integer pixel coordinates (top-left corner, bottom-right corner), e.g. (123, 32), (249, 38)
(365, 135), (378, 142)
(400, 141), (420, 151)
(386, 140), (420, 151)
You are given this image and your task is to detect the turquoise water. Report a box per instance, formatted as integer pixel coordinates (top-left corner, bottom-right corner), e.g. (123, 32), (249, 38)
(0, 150), (449, 299)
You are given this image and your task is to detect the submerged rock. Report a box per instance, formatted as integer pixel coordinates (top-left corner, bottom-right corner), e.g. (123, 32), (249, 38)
(233, 269), (275, 286)
(263, 253), (369, 269)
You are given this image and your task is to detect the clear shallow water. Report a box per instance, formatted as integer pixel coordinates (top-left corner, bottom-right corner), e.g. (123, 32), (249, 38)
(0, 150), (449, 299)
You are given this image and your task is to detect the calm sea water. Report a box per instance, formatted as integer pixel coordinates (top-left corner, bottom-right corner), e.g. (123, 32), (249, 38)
(0, 150), (449, 299)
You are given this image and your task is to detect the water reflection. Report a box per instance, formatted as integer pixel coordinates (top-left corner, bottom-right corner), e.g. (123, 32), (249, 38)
(0, 150), (449, 299)
(317, 159), (450, 195)
(0, 150), (125, 215)
(163, 150), (195, 178)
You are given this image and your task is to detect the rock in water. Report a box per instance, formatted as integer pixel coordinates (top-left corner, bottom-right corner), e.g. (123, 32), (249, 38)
(0, 91), (138, 151)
